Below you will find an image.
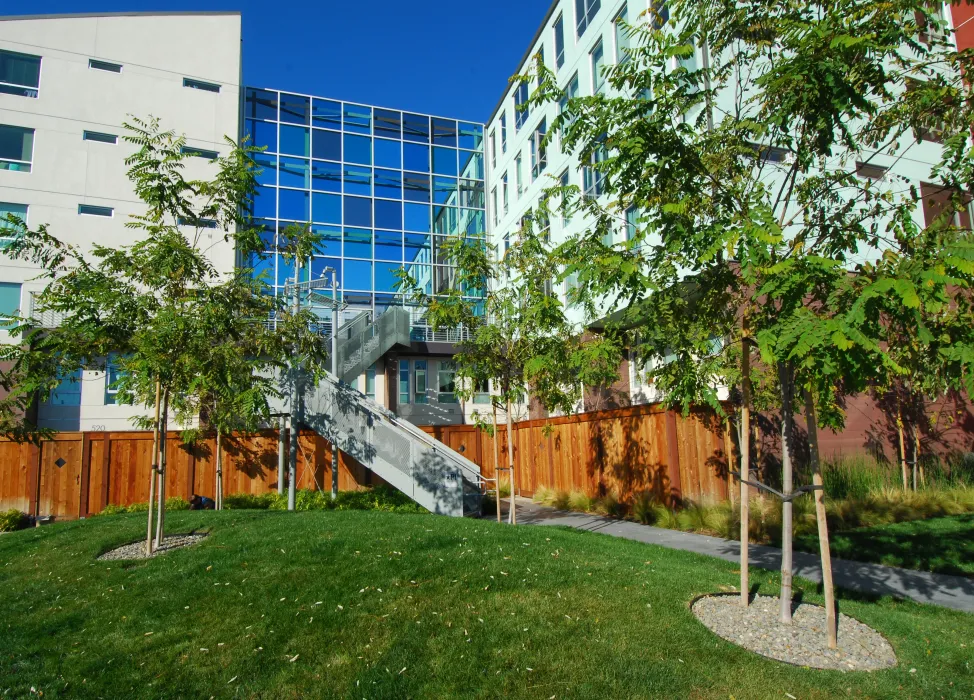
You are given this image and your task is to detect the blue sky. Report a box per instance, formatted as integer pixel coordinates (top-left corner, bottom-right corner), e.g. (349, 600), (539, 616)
(10, 0), (553, 123)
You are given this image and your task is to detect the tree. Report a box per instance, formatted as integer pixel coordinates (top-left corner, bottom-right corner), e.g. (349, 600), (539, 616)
(398, 214), (621, 523)
(0, 118), (327, 548)
(522, 0), (974, 632)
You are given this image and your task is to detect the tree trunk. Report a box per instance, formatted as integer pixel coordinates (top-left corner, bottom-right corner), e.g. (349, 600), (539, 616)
(912, 422), (920, 492)
(506, 398), (516, 526)
(740, 330), (752, 607)
(725, 416), (735, 509)
(216, 427), (223, 510)
(804, 387), (836, 649)
(154, 388), (170, 549)
(492, 401), (502, 524)
(896, 401), (909, 490)
(145, 379), (161, 556)
(277, 415), (286, 495)
(778, 361), (794, 624)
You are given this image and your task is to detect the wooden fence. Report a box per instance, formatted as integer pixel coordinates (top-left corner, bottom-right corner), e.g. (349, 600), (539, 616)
(0, 429), (377, 520)
(421, 403), (734, 505)
(0, 404), (735, 520)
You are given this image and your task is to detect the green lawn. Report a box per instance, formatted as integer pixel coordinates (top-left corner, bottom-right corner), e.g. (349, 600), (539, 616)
(796, 514), (974, 577)
(1, 511), (971, 699)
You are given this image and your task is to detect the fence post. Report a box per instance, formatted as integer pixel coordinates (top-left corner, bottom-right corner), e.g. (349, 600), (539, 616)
(664, 410), (683, 505)
(80, 433), (92, 517)
(27, 442), (41, 518)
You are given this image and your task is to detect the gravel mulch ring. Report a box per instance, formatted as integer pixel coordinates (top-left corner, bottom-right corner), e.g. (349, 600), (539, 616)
(692, 594), (897, 671)
(98, 533), (208, 561)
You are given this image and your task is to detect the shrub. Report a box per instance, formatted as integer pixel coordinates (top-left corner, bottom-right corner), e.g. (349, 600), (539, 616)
(0, 509), (28, 532)
(567, 490), (593, 512)
(532, 485), (556, 505)
(631, 492), (659, 525)
(223, 492), (279, 510)
(593, 491), (622, 517)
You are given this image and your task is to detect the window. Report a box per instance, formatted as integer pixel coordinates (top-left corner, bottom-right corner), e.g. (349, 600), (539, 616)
(489, 130), (496, 169)
(625, 205), (638, 240)
(83, 130), (117, 144)
(554, 14), (566, 68)
(88, 58), (122, 73)
(515, 152), (523, 195)
(920, 182), (973, 229)
(583, 142), (608, 198)
(0, 50), (41, 98)
(856, 162), (887, 181)
(181, 146), (219, 160)
(49, 367), (81, 406)
(502, 172), (508, 214)
(500, 113), (507, 153)
(105, 353), (123, 405)
(474, 378), (491, 404)
(530, 119), (547, 179)
(437, 360), (457, 403)
(649, 0), (670, 29)
(0, 125), (34, 172)
(0, 202), (27, 247)
(183, 77), (220, 93)
(591, 40), (606, 94)
(414, 360), (429, 404)
(515, 82), (530, 130)
(559, 170), (571, 225)
(560, 73), (580, 128)
(177, 216), (218, 229)
(0, 281), (21, 326)
(492, 187), (498, 226)
(78, 204), (113, 217)
(399, 360), (410, 405)
(614, 6), (630, 63)
(365, 362), (376, 400)
(576, 0), (602, 37)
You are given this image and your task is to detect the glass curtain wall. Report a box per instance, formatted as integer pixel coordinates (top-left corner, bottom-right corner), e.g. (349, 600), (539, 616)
(243, 88), (487, 317)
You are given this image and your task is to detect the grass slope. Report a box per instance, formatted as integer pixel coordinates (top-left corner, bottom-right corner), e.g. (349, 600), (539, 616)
(1, 511), (971, 699)
(796, 514), (974, 577)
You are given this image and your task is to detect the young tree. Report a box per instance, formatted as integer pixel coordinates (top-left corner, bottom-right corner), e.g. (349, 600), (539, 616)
(0, 118), (327, 548)
(523, 0), (974, 628)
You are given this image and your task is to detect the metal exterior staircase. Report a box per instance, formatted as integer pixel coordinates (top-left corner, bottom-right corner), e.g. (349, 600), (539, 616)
(333, 306), (410, 383)
(299, 371), (487, 517)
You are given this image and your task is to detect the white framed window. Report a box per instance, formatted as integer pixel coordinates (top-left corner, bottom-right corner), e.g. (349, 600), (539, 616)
(0, 281), (21, 327)
(365, 362), (376, 400)
(78, 204), (114, 217)
(489, 129), (496, 169)
(414, 359), (429, 404)
(83, 130), (118, 145)
(0, 125), (34, 172)
(183, 77), (221, 93)
(614, 6), (630, 63)
(502, 172), (508, 214)
(515, 152), (523, 195)
(583, 142), (608, 199)
(591, 39), (606, 94)
(89, 59), (122, 73)
(559, 169), (571, 226)
(105, 352), (123, 405)
(399, 360), (410, 405)
(491, 186), (498, 226)
(500, 112), (507, 153)
(576, 0), (602, 38)
(0, 202), (27, 248)
(437, 360), (457, 404)
(514, 82), (530, 130)
(530, 118), (548, 180)
(0, 50), (41, 98)
(625, 205), (638, 240)
(553, 14), (566, 68)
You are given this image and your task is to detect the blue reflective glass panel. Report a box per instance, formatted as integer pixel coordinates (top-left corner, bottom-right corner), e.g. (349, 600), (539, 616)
(344, 227), (373, 258)
(255, 220), (275, 251)
(279, 188), (309, 221)
(459, 179), (485, 208)
(375, 230), (403, 261)
(311, 160), (341, 192)
(403, 142), (429, 173)
(250, 253), (274, 284)
(252, 186), (276, 218)
(311, 256), (341, 285)
(311, 224), (342, 255)
(432, 118), (458, 147)
(460, 208), (486, 235)
(312, 192), (341, 224)
(403, 263), (431, 294)
(374, 168), (402, 199)
(278, 156), (310, 188)
(375, 262), (404, 292)
(344, 103), (372, 134)
(344, 196), (372, 228)
(254, 153), (277, 187)
(312, 129), (341, 160)
(343, 166), (372, 196)
(245, 88), (278, 121)
(459, 150), (484, 179)
(404, 234), (431, 264)
(374, 138), (401, 169)
(374, 109), (401, 138)
(344, 134), (371, 165)
(344, 259), (373, 291)
(458, 123), (484, 150)
(404, 203), (430, 233)
(403, 113), (430, 143)
(277, 257), (294, 287)
(432, 176), (458, 205)
(374, 199), (402, 229)
(432, 147), (457, 176)
(403, 173), (430, 203)
(279, 93), (310, 125)
(433, 206), (458, 235)
(279, 125), (310, 156)
(245, 119), (277, 152)
(312, 98), (342, 129)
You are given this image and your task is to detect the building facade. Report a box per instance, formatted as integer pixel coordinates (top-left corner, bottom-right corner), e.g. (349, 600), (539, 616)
(0, 12), (242, 431)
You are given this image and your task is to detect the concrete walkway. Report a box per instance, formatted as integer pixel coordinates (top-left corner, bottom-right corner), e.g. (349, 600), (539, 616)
(502, 498), (974, 613)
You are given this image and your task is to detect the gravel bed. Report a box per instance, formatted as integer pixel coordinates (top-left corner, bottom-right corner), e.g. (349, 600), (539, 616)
(98, 533), (208, 561)
(692, 594), (897, 671)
